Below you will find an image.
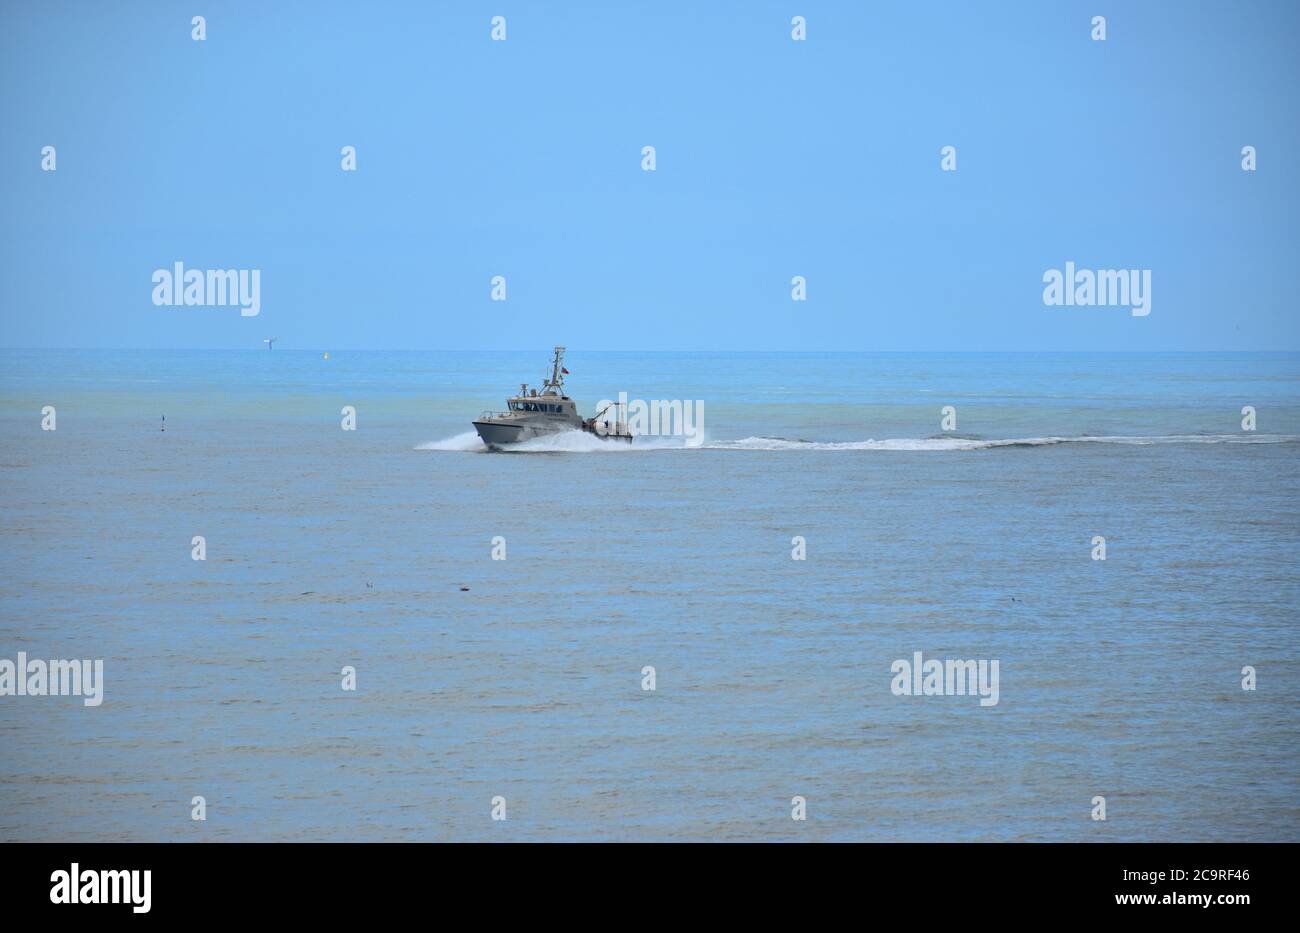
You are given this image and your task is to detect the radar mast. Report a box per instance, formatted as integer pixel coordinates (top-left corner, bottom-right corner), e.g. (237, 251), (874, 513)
(543, 346), (566, 395)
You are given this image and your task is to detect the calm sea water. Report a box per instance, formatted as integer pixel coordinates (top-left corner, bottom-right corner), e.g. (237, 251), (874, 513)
(1, 349), (1297, 841)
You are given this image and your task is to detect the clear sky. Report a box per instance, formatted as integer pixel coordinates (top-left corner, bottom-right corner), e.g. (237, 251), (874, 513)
(2, 0), (1297, 351)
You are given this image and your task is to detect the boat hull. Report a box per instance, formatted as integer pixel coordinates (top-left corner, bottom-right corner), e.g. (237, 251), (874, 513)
(471, 418), (632, 449)
(471, 420), (532, 448)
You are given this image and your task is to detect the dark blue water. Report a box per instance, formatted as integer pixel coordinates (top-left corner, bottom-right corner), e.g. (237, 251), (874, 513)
(1, 350), (1297, 840)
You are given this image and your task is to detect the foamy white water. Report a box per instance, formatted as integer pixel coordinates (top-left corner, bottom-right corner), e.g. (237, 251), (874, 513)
(417, 429), (702, 453)
(418, 431), (1300, 453)
(415, 431), (485, 451)
(706, 433), (1300, 451)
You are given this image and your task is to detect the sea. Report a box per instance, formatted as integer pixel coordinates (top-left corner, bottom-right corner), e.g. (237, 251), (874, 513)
(1, 349), (1297, 841)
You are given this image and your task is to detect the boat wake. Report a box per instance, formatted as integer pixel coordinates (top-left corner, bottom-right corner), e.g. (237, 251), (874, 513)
(705, 433), (1300, 451)
(415, 431), (485, 451)
(417, 431), (1300, 453)
(416, 430), (701, 453)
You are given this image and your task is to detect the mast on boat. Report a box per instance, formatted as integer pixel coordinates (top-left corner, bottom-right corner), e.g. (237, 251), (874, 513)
(543, 346), (566, 395)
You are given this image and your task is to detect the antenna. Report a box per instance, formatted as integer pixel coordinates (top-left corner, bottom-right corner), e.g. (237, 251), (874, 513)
(545, 346), (566, 393)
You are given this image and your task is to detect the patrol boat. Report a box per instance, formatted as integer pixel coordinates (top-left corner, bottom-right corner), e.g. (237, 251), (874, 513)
(472, 347), (632, 449)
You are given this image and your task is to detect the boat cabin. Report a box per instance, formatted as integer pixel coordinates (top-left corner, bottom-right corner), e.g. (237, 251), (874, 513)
(508, 395), (576, 416)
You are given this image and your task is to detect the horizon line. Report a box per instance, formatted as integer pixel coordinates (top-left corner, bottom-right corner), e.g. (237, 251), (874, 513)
(2, 346), (1300, 356)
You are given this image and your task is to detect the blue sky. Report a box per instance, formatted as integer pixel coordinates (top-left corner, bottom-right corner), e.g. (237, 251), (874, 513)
(2, 0), (1297, 351)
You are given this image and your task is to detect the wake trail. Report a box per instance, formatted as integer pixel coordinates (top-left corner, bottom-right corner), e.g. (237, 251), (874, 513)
(416, 431), (1300, 453)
